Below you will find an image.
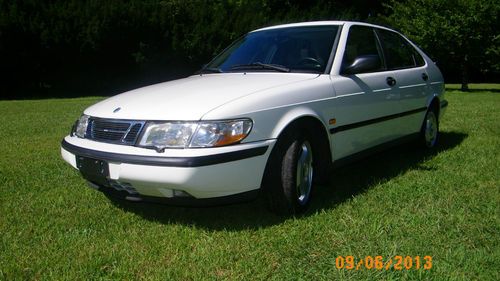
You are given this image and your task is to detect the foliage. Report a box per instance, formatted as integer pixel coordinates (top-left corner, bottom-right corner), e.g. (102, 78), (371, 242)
(0, 0), (362, 98)
(1, 0), (498, 97)
(382, 0), (500, 90)
(0, 0), (357, 57)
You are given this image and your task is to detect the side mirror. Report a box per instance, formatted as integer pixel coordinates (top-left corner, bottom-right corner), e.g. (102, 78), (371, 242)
(342, 55), (381, 75)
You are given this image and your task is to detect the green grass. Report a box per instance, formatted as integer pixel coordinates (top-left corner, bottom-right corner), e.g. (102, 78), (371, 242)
(1, 86), (499, 280)
(446, 83), (500, 91)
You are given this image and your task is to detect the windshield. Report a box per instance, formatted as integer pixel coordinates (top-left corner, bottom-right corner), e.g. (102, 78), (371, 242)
(204, 25), (340, 74)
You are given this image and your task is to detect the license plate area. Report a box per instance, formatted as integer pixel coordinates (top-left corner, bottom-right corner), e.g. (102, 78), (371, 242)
(76, 156), (109, 186)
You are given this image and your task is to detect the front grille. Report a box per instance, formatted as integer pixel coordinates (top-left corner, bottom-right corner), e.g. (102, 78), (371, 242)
(87, 118), (145, 145)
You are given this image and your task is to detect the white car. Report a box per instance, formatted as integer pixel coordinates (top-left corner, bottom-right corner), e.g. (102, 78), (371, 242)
(61, 21), (447, 214)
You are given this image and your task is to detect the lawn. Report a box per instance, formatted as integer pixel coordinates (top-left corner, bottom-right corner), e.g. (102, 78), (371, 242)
(1, 84), (499, 280)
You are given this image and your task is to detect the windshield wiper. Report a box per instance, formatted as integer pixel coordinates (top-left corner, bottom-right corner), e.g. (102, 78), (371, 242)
(230, 62), (290, 73)
(198, 67), (223, 74)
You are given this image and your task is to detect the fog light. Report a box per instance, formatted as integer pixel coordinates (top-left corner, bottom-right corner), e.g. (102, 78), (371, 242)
(173, 190), (192, 198)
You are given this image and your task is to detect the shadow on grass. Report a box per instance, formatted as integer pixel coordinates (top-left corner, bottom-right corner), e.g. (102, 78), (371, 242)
(310, 131), (467, 213)
(106, 131), (467, 231)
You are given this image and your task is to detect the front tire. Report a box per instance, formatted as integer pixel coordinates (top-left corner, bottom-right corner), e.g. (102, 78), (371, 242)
(263, 129), (315, 215)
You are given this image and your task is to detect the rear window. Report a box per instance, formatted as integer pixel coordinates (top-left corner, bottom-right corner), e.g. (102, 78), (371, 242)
(376, 29), (425, 70)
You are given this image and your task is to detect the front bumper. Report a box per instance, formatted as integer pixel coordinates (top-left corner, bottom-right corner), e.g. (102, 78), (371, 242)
(61, 136), (275, 203)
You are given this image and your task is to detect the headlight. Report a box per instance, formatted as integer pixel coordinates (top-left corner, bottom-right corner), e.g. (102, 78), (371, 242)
(74, 115), (90, 138)
(138, 119), (252, 150)
(139, 122), (198, 149)
(189, 120), (252, 147)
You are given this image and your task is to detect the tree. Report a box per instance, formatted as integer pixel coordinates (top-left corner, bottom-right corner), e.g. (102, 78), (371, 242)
(383, 0), (499, 91)
(0, 0), (364, 98)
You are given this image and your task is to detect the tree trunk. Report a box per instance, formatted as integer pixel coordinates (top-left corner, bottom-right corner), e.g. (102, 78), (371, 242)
(460, 56), (469, 92)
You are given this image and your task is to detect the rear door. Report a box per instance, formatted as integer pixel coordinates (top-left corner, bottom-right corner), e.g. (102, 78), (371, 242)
(375, 28), (430, 135)
(330, 25), (402, 160)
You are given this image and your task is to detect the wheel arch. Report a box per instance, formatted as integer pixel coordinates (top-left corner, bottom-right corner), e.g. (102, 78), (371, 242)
(270, 109), (332, 182)
(270, 107), (328, 139)
(426, 95), (440, 119)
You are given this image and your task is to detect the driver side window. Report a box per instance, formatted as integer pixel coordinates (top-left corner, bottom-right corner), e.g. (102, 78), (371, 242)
(342, 26), (384, 73)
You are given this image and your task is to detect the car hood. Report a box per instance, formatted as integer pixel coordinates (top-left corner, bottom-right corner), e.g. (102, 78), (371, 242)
(85, 73), (319, 120)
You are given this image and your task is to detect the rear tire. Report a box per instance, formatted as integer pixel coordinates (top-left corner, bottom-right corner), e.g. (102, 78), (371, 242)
(263, 128), (315, 215)
(420, 107), (439, 148)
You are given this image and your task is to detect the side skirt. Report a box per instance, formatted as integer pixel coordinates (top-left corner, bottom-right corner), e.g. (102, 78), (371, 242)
(332, 133), (420, 169)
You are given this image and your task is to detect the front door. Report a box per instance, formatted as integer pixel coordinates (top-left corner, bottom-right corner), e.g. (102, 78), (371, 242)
(330, 25), (402, 160)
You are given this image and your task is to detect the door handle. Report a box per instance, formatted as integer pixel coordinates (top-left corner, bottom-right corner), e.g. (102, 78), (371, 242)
(422, 73), (429, 81)
(386, 77), (396, 87)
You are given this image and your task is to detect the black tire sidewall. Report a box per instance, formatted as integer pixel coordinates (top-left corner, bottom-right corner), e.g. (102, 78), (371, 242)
(420, 108), (439, 148)
(263, 127), (314, 215)
(282, 134), (312, 213)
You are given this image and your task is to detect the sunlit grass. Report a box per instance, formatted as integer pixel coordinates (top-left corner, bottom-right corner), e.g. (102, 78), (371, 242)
(0, 88), (499, 280)
(445, 83), (500, 91)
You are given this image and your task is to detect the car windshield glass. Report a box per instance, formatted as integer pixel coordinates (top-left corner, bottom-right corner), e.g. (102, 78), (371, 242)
(204, 25), (339, 74)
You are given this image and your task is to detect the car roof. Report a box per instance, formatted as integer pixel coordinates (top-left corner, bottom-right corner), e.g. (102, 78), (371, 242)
(252, 21), (394, 33)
